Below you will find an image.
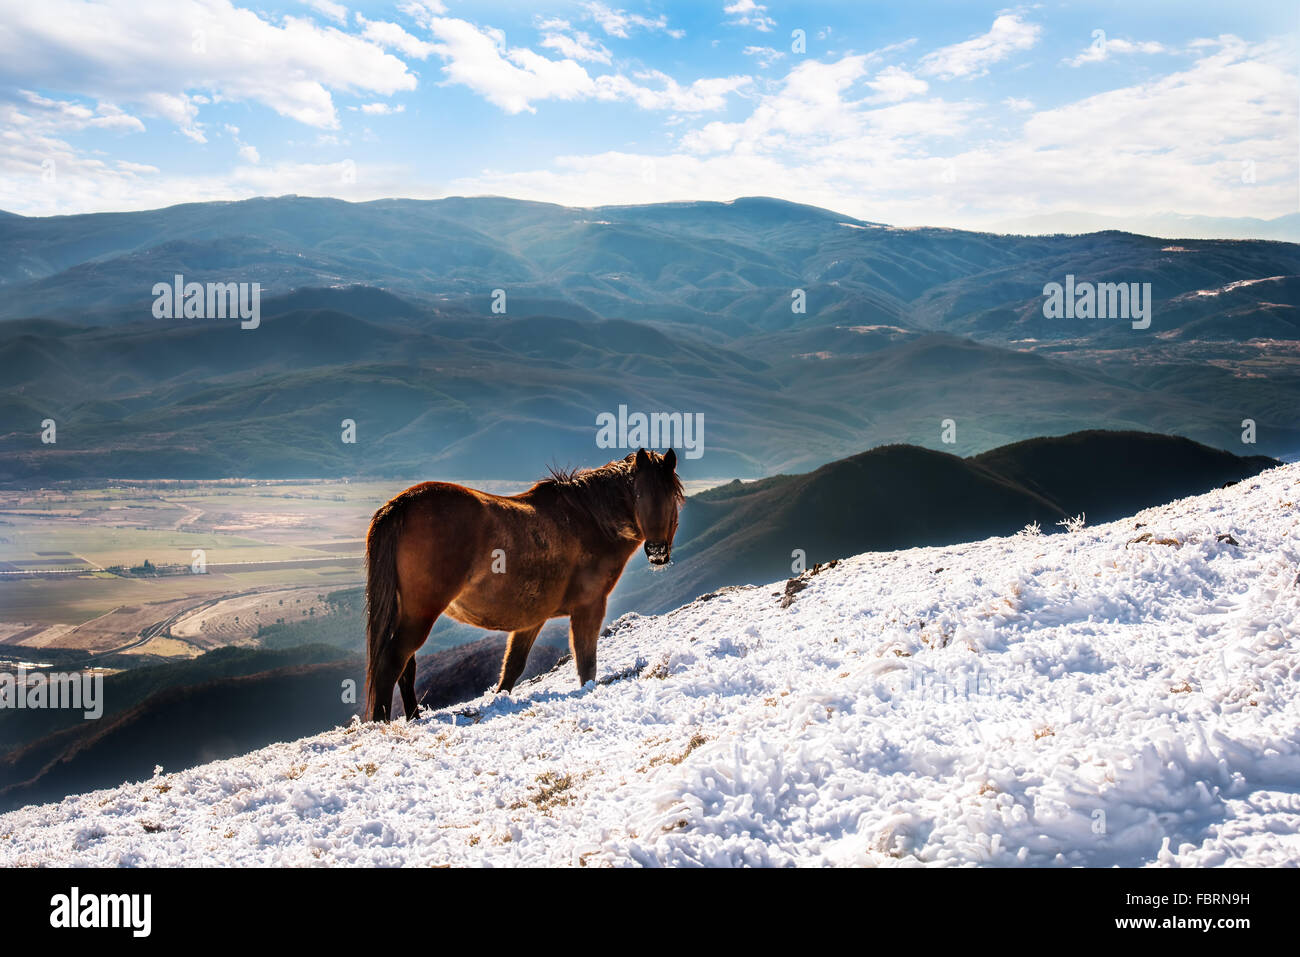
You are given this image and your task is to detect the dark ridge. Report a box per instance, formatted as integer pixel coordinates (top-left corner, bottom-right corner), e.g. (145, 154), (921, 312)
(611, 431), (1278, 616)
(0, 634), (564, 811)
(970, 430), (1281, 524)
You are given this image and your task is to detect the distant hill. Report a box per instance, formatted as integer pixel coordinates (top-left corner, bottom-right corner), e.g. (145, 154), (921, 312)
(610, 431), (1280, 615)
(1, 195), (1298, 481)
(1, 292), (1296, 482)
(988, 210), (1300, 243)
(3, 195), (1295, 344)
(969, 431), (1279, 522)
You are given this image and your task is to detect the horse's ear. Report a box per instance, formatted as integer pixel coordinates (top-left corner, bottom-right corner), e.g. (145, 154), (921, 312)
(663, 448), (677, 471)
(635, 448), (650, 469)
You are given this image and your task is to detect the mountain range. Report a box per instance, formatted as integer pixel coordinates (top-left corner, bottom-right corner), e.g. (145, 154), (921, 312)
(2, 195), (1298, 483)
(987, 211), (1300, 244)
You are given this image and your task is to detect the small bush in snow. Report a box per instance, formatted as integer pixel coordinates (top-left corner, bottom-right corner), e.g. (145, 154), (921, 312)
(1056, 513), (1086, 534)
(1017, 521), (1042, 538)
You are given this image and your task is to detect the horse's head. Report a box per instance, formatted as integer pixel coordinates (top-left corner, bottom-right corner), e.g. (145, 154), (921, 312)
(632, 447), (683, 565)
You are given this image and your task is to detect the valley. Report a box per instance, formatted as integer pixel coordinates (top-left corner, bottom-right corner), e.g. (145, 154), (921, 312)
(0, 481), (377, 666)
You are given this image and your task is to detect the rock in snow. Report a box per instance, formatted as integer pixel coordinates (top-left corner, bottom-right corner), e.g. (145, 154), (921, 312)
(2, 465), (1298, 867)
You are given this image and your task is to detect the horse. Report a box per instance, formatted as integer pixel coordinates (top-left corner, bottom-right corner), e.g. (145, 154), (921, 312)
(363, 448), (684, 721)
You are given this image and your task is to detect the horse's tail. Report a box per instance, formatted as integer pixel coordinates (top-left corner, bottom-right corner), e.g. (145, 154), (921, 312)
(363, 499), (403, 718)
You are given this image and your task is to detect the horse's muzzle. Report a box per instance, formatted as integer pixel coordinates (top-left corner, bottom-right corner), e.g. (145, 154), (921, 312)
(645, 541), (671, 565)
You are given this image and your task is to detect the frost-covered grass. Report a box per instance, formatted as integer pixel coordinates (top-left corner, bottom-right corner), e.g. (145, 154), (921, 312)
(2, 466), (1298, 867)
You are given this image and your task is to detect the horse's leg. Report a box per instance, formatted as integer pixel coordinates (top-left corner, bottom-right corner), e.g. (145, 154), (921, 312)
(371, 611), (436, 721)
(369, 647), (402, 722)
(568, 600), (606, 686)
(398, 655), (419, 720)
(496, 623), (544, 693)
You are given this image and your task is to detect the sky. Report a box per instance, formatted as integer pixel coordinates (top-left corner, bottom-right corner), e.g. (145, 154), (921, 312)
(0, 0), (1296, 230)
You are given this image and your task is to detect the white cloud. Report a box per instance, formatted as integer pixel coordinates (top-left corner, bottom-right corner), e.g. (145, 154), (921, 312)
(724, 0), (775, 33)
(301, 0), (347, 25)
(141, 92), (207, 141)
(864, 66), (928, 104)
(679, 55), (886, 155)
(596, 71), (752, 112)
(443, 38), (1296, 230)
(425, 17), (599, 114)
(742, 46), (784, 68)
(0, 147), (425, 215)
(1, 7), (1291, 236)
(357, 15), (437, 59)
(1066, 34), (1169, 67)
(115, 160), (160, 175)
(10, 90), (145, 133)
(583, 2), (683, 39)
(224, 123), (259, 162)
(396, 0), (447, 27)
(425, 17), (746, 115)
(0, 0), (418, 134)
(919, 14), (1041, 80)
(537, 18), (612, 64)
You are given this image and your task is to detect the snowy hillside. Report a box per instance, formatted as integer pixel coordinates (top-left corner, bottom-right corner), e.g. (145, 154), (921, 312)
(2, 465), (1298, 867)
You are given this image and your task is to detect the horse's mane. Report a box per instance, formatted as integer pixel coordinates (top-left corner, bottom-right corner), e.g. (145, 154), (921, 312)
(539, 452), (683, 539)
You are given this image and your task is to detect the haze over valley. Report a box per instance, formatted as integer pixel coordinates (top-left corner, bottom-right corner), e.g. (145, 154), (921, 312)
(2, 196), (1297, 487)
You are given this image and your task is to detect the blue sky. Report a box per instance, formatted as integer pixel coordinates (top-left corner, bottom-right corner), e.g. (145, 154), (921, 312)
(0, 0), (1295, 229)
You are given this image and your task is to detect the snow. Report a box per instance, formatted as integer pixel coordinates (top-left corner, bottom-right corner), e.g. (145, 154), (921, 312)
(1177, 275), (1287, 299)
(2, 466), (1298, 867)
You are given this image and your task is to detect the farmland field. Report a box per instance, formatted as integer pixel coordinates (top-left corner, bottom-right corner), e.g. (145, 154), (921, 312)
(0, 472), (722, 664)
(0, 479), (407, 661)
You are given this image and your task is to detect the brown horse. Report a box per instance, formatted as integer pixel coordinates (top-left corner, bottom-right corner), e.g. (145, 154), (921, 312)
(363, 448), (683, 721)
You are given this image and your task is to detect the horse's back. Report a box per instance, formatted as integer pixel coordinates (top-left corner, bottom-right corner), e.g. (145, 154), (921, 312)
(381, 480), (498, 542)
(378, 480), (573, 630)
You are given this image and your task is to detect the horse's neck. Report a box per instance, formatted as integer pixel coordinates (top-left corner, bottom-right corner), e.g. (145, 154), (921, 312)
(535, 476), (638, 543)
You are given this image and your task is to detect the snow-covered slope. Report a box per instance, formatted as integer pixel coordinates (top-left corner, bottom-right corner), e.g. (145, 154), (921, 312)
(3, 466), (1298, 867)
